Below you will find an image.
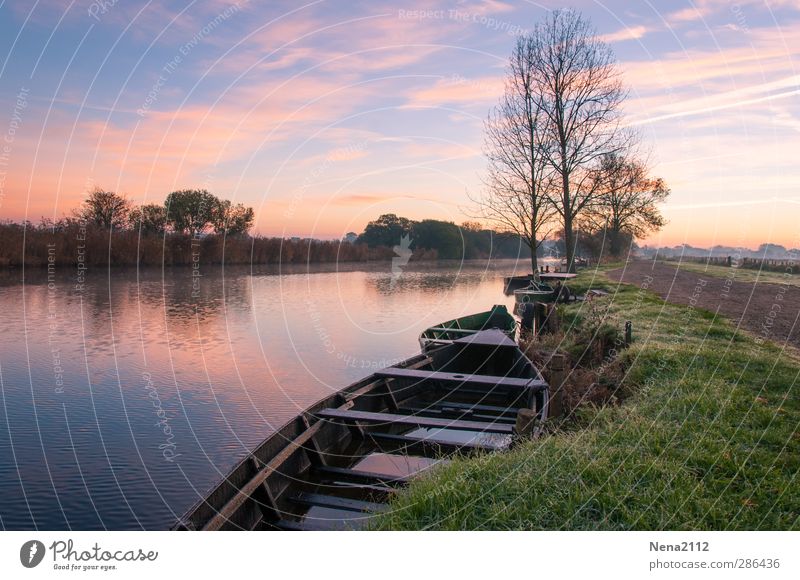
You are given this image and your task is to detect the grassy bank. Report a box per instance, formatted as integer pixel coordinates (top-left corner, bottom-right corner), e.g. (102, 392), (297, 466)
(374, 270), (800, 530)
(664, 259), (800, 288)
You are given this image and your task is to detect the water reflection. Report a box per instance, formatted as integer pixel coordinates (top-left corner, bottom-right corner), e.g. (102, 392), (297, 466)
(0, 259), (531, 529)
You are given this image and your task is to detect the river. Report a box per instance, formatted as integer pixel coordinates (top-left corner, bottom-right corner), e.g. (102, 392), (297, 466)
(0, 259), (545, 529)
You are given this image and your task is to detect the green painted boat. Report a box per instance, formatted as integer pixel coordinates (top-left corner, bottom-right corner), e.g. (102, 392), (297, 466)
(513, 280), (557, 306)
(419, 305), (517, 351)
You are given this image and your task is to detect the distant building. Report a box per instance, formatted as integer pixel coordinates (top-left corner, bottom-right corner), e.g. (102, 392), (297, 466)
(343, 232), (358, 244)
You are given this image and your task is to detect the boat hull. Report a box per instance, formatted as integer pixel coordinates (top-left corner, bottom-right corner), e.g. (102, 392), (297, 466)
(418, 305), (516, 351)
(173, 330), (548, 531)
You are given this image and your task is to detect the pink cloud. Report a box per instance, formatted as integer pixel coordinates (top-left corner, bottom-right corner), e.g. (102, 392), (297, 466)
(404, 75), (504, 108)
(599, 25), (651, 43)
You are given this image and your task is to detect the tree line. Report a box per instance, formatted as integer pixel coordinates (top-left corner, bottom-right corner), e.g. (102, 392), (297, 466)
(0, 192), (531, 268)
(77, 187), (255, 236)
(356, 213), (530, 260)
(475, 9), (670, 273)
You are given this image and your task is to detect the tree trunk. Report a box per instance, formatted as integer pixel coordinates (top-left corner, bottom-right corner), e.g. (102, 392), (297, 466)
(561, 170), (575, 273)
(609, 227), (621, 256)
(530, 243), (538, 278)
(564, 216), (574, 273)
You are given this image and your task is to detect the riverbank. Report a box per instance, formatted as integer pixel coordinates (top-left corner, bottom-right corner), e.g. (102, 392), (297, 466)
(0, 220), (528, 269)
(374, 267), (800, 530)
(0, 223), (390, 268)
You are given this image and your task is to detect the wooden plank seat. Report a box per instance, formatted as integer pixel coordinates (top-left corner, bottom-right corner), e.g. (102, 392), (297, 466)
(398, 405), (518, 425)
(375, 367), (547, 392)
(314, 465), (409, 487)
(273, 519), (337, 531)
(316, 408), (514, 435)
(420, 400), (522, 416)
(319, 482), (399, 503)
(290, 492), (388, 513)
(368, 432), (504, 457)
(424, 327), (479, 334)
(272, 517), (361, 531)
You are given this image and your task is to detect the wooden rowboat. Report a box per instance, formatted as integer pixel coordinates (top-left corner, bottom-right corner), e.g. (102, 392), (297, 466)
(173, 329), (549, 531)
(503, 274), (535, 294)
(418, 304), (517, 351)
(513, 281), (557, 305)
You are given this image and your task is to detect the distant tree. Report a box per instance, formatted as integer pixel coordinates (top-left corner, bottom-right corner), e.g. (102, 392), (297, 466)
(413, 220), (463, 260)
(757, 243), (788, 258)
(211, 200), (255, 236)
(76, 187), (131, 230)
(532, 9), (628, 271)
(585, 153), (669, 256)
(460, 221), (483, 232)
(164, 189), (219, 236)
(357, 214), (414, 248)
(473, 35), (556, 275)
(129, 203), (167, 235)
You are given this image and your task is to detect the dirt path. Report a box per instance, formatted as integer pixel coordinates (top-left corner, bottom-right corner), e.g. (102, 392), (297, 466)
(607, 261), (800, 349)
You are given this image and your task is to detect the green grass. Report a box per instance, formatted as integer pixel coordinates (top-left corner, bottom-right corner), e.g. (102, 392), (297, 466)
(373, 270), (800, 530)
(666, 259), (800, 288)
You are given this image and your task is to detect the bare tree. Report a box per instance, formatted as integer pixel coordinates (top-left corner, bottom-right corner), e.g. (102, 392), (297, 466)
(473, 35), (556, 275)
(584, 152), (669, 255)
(76, 187), (131, 230)
(532, 9), (627, 271)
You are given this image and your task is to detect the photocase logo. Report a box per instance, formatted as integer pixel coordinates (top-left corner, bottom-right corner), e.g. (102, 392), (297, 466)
(20, 540), (46, 568)
(390, 234), (413, 288)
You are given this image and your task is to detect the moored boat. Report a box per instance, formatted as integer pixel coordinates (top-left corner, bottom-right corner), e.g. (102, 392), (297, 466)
(173, 329), (549, 531)
(503, 274), (534, 294)
(418, 304), (516, 351)
(513, 280), (557, 307)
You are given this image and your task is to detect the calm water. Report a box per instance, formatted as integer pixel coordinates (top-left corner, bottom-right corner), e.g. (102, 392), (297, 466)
(0, 259), (543, 530)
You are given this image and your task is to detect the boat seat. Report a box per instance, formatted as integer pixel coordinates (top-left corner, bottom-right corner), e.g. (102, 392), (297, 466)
(376, 367), (547, 392)
(273, 518), (355, 531)
(290, 492), (388, 513)
(368, 432), (504, 457)
(424, 327), (479, 334)
(314, 465), (409, 487)
(317, 408), (514, 434)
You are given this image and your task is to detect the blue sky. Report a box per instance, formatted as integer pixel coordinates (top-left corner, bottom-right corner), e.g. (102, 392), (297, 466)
(0, 0), (798, 246)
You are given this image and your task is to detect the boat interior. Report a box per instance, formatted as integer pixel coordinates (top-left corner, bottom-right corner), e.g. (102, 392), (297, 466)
(174, 330), (549, 531)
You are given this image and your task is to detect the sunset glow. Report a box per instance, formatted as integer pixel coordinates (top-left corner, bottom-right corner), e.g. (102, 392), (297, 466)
(1, 0), (798, 248)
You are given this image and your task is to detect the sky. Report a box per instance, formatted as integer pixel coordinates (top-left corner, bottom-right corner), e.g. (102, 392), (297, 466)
(0, 0), (798, 248)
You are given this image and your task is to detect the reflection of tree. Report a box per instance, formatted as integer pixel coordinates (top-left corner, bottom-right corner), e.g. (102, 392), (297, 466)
(367, 269), (486, 296)
(64, 267), (253, 353)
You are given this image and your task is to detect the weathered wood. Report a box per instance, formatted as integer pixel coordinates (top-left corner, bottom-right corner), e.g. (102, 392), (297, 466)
(513, 408), (540, 438)
(453, 328), (518, 347)
(290, 492), (388, 513)
(376, 367), (546, 391)
(419, 400), (521, 416)
(317, 408), (514, 434)
(398, 405), (518, 424)
(315, 465), (409, 487)
(368, 432), (502, 457)
(319, 481), (399, 503)
(202, 419), (326, 530)
(546, 354), (566, 418)
(272, 518), (358, 531)
(545, 303), (561, 333)
(173, 328), (548, 531)
(426, 327), (479, 334)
